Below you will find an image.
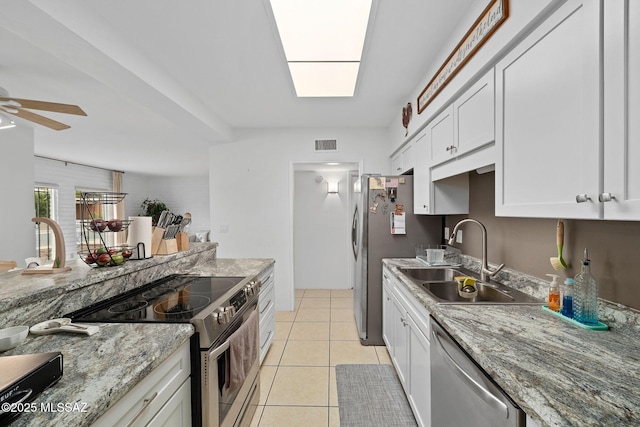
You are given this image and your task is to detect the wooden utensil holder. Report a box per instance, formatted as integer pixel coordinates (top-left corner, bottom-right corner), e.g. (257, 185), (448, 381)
(151, 227), (165, 255)
(176, 232), (189, 251)
(155, 239), (178, 255)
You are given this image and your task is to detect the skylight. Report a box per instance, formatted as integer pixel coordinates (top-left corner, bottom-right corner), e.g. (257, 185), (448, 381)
(270, 0), (372, 97)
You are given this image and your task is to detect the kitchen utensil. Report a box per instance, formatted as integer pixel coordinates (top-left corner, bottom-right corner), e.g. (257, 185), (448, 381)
(178, 217), (191, 233)
(30, 318), (99, 336)
(46, 320), (89, 330)
(157, 210), (169, 228)
(0, 326), (29, 352)
(550, 219), (568, 270)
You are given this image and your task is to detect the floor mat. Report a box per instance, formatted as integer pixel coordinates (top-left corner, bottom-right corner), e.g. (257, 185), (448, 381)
(335, 364), (418, 427)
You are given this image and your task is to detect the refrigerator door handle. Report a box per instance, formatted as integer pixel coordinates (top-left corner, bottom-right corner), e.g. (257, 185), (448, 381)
(351, 206), (358, 259)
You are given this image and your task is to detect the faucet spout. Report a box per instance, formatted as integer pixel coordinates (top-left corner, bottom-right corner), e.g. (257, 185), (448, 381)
(448, 218), (505, 282)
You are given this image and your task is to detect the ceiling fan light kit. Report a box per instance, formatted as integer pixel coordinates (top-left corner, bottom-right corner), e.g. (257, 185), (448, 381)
(0, 86), (87, 131)
(0, 112), (16, 130)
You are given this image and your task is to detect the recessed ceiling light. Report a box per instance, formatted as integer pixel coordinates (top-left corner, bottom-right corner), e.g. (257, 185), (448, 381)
(270, 0), (372, 97)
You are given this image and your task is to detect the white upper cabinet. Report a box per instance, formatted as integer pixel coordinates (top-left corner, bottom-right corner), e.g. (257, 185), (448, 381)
(414, 128), (469, 216)
(496, 0), (640, 220)
(428, 105), (455, 166)
(602, 0), (640, 219)
(390, 139), (415, 175)
(430, 69), (495, 167)
(413, 130), (431, 214)
(454, 69), (495, 158)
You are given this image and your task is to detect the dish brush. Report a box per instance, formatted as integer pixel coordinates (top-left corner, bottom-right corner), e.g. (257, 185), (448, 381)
(550, 219), (568, 270)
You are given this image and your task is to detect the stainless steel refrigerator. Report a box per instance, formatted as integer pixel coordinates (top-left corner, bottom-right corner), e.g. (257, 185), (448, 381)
(352, 174), (443, 345)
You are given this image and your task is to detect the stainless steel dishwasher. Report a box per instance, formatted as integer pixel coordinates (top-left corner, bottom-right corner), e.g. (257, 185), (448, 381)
(430, 317), (525, 427)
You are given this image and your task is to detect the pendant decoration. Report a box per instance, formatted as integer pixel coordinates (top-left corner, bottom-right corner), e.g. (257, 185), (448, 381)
(402, 103), (412, 136)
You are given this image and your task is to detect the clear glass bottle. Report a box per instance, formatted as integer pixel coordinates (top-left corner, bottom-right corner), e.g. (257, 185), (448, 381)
(573, 248), (599, 325)
(561, 278), (574, 318)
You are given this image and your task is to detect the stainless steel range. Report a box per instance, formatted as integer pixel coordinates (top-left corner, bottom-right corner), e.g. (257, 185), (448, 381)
(66, 273), (262, 427)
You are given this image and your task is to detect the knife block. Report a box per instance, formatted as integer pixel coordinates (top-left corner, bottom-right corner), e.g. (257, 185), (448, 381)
(155, 239), (178, 255)
(151, 227), (165, 255)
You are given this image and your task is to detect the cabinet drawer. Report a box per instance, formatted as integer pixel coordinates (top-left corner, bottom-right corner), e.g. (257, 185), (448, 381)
(260, 303), (276, 364)
(259, 278), (275, 317)
(92, 341), (191, 427)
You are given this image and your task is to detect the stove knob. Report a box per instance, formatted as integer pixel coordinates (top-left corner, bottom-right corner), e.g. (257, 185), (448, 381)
(213, 310), (227, 324)
(244, 284), (254, 297)
(224, 305), (236, 318)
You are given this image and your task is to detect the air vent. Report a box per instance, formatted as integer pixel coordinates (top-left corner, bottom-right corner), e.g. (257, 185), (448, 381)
(314, 139), (337, 152)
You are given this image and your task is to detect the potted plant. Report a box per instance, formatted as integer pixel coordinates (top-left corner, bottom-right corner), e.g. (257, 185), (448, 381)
(140, 198), (169, 226)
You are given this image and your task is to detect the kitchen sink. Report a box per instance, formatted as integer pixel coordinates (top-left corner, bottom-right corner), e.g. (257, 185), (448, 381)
(397, 267), (543, 305)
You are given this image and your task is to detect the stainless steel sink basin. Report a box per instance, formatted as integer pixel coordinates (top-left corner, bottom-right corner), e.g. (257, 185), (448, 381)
(398, 267), (543, 305)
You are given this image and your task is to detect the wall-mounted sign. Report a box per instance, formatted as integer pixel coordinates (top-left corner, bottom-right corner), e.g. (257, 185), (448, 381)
(417, 0), (509, 114)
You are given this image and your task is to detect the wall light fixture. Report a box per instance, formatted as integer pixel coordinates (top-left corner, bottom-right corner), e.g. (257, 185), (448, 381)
(327, 181), (339, 194)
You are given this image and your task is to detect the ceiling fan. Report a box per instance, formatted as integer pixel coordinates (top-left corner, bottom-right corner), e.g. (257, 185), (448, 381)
(0, 86), (86, 131)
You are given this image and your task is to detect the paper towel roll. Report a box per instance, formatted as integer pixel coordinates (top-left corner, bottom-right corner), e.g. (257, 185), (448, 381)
(127, 216), (152, 259)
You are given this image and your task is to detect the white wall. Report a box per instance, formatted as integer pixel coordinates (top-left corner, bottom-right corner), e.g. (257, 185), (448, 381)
(210, 128), (389, 311)
(0, 126), (35, 266)
(123, 173), (210, 238)
(293, 170), (353, 290)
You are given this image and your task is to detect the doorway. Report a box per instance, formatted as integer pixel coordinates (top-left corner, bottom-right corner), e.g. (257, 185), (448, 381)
(292, 162), (359, 290)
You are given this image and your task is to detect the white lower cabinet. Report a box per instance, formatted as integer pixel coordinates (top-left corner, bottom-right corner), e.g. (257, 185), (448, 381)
(92, 341), (191, 427)
(383, 267), (431, 427)
(258, 264), (276, 364)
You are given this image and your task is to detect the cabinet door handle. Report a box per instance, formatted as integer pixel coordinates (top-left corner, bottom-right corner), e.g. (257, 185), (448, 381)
(598, 193), (616, 202)
(575, 194), (591, 203)
(260, 300), (272, 314)
(125, 391), (158, 427)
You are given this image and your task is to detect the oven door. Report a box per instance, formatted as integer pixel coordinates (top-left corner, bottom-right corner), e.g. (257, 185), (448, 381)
(202, 304), (260, 427)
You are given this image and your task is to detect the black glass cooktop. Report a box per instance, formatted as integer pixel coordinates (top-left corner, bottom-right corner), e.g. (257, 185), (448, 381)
(67, 275), (245, 323)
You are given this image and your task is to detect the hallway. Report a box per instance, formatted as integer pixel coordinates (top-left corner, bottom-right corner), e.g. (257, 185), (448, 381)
(250, 288), (391, 426)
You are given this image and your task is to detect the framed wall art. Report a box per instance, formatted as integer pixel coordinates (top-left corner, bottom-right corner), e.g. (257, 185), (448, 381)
(417, 0), (509, 113)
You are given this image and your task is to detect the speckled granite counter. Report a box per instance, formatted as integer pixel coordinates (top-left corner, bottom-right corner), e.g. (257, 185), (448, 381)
(3, 323), (194, 427)
(190, 257), (275, 278)
(0, 246), (275, 427)
(0, 242), (218, 327)
(383, 258), (640, 427)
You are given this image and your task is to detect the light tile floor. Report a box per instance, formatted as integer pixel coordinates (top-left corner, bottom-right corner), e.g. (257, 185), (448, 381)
(250, 289), (392, 427)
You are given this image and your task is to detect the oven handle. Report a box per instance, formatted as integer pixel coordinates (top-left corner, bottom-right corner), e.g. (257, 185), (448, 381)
(210, 338), (231, 359)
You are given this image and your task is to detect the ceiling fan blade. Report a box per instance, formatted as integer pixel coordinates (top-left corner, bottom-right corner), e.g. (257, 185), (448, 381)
(11, 108), (71, 131)
(0, 97), (86, 116)
(0, 99), (21, 108)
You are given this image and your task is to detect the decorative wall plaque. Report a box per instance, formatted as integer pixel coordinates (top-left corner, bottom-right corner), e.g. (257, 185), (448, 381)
(417, 0), (509, 113)
(401, 103), (412, 136)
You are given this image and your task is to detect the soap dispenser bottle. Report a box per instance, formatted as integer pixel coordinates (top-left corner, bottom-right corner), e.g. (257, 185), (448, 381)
(547, 274), (561, 312)
(561, 278), (574, 318)
(574, 248), (599, 325)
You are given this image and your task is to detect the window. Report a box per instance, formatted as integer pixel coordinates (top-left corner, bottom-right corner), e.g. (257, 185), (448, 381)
(34, 186), (58, 260)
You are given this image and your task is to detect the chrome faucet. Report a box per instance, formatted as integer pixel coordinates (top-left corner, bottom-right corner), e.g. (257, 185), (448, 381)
(448, 218), (505, 282)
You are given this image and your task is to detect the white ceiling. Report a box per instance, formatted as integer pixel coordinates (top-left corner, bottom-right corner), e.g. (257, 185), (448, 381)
(0, 0), (480, 176)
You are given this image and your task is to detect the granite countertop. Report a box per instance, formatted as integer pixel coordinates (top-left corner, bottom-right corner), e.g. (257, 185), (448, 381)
(191, 257), (275, 278)
(383, 258), (640, 427)
(3, 323), (194, 427)
(0, 250), (275, 427)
